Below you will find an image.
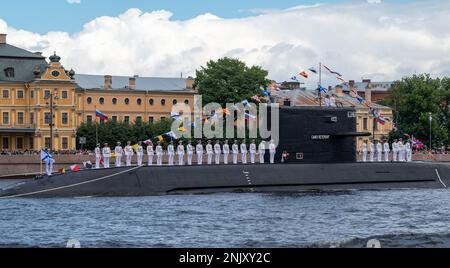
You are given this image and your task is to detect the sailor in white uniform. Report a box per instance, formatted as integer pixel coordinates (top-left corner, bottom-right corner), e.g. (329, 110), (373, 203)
(95, 144), (101, 169)
(269, 140), (276, 164)
(177, 141), (185, 166)
(136, 142), (144, 166)
(249, 140), (257, 164)
(214, 140), (221, 165)
(186, 141), (194, 165)
(258, 141), (266, 164)
(241, 141), (248, 164)
(369, 140), (375, 162)
(223, 140), (230, 165)
(102, 143), (111, 168)
(196, 141), (204, 165)
(124, 141), (134, 167)
(147, 141), (154, 166)
(206, 140), (214, 165)
(232, 140), (239, 164)
(361, 141), (368, 162)
(392, 139), (398, 162)
(398, 139), (405, 162)
(167, 141), (175, 166)
(376, 141), (383, 162)
(383, 141), (390, 162)
(114, 142), (123, 167)
(156, 141), (163, 166)
(406, 141), (412, 162)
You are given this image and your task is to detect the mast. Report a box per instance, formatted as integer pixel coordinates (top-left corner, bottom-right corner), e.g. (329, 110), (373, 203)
(318, 62), (322, 107)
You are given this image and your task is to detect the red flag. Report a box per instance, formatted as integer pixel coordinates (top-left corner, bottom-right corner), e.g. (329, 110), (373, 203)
(299, 71), (308, 79)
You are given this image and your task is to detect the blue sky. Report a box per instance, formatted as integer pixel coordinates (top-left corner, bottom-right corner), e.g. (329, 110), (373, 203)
(2, 0), (369, 33)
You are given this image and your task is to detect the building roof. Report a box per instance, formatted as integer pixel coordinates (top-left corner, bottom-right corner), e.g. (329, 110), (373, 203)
(272, 89), (391, 110)
(0, 43), (49, 83)
(0, 43), (45, 59)
(74, 74), (189, 91)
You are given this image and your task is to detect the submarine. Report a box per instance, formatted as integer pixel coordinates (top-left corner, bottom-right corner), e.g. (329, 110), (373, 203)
(0, 106), (448, 198)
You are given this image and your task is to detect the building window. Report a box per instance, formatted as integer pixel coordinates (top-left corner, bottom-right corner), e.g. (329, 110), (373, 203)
(112, 116), (118, 122)
(61, 90), (68, 99)
(45, 137), (51, 149)
(363, 118), (368, 131)
(112, 98), (117, 105)
(30, 112), (34, 125)
(62, 137), (69, 150)
(17, 112), (24, 125)
(2, 137), (9, 150)
(184, 99), (189, 105)
(148, 116), (154, 124)
(160, 116), (166, 121)
(124, 98), (130, 105)
(29, 137), (34, 149)
(149, 99), (154, 106)
(137, 98), (142, 106)
(161, 99), (166, 106)
(2, 89), (9, 98)
(62, 112), (69, 125)
(87, 115), (93, 124)
(173, 99), (178, 105)
(136, 116), (142, 123)
(124, 116), (130, 124)
(44, 112), (52, 125)
(17, 90), (24, 99)
(87, 97), (92, 104)
(2, 112), (9, 125)
(30, 90), (34, 99)
(4, 67), (14, 78)
(99, 97), (105, 105)
(16, 137), (24, 150)
(44, 90), (51, 99)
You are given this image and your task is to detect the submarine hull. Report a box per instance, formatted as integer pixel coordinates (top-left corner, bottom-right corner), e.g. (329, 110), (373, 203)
(0, 162), (448, 198)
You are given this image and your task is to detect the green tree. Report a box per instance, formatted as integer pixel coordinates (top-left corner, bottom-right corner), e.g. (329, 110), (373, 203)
(384, 74), (448, 148)
(76, 119), (173, 150)
(194, 57), (270, 106)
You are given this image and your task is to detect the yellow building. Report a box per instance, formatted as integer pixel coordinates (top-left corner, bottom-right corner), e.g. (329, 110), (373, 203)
(0, 33), (196, 151)
(74, 74), (195, 125)
(271, 87), (393, 152)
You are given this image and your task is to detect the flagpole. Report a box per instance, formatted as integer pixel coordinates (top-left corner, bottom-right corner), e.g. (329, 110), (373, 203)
(319, 62), (322, 107)
(39, 146), (43, 176)
(95, 105), (99, 145)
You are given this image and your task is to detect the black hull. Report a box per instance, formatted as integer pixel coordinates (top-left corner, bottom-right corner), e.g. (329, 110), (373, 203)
(0, 162), (448, 198)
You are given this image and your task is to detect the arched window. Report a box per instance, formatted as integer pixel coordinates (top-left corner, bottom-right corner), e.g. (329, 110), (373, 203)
(149, 99), (154, 106)
(173, 99), (178, 105)
(112, 98), (117, 105)
(99, 97), (105, 105)
(124, 98), (130, 105)
(87, 97), (92, 104)
(137, 98), (142, 106)
(161, 99), (166, 106)
(184, 99), (189, 105)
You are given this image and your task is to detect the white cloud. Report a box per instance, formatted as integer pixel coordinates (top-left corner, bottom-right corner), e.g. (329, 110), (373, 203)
(1, 1), (450, 88)
(67, 0), (81, 4)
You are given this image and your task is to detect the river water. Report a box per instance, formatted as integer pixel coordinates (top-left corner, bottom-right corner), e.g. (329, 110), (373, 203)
(0, 180), (449, 248)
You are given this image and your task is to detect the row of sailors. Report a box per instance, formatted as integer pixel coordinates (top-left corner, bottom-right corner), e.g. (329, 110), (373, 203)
(95, 140), (277, 169)
(361, 139), (413, 162)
